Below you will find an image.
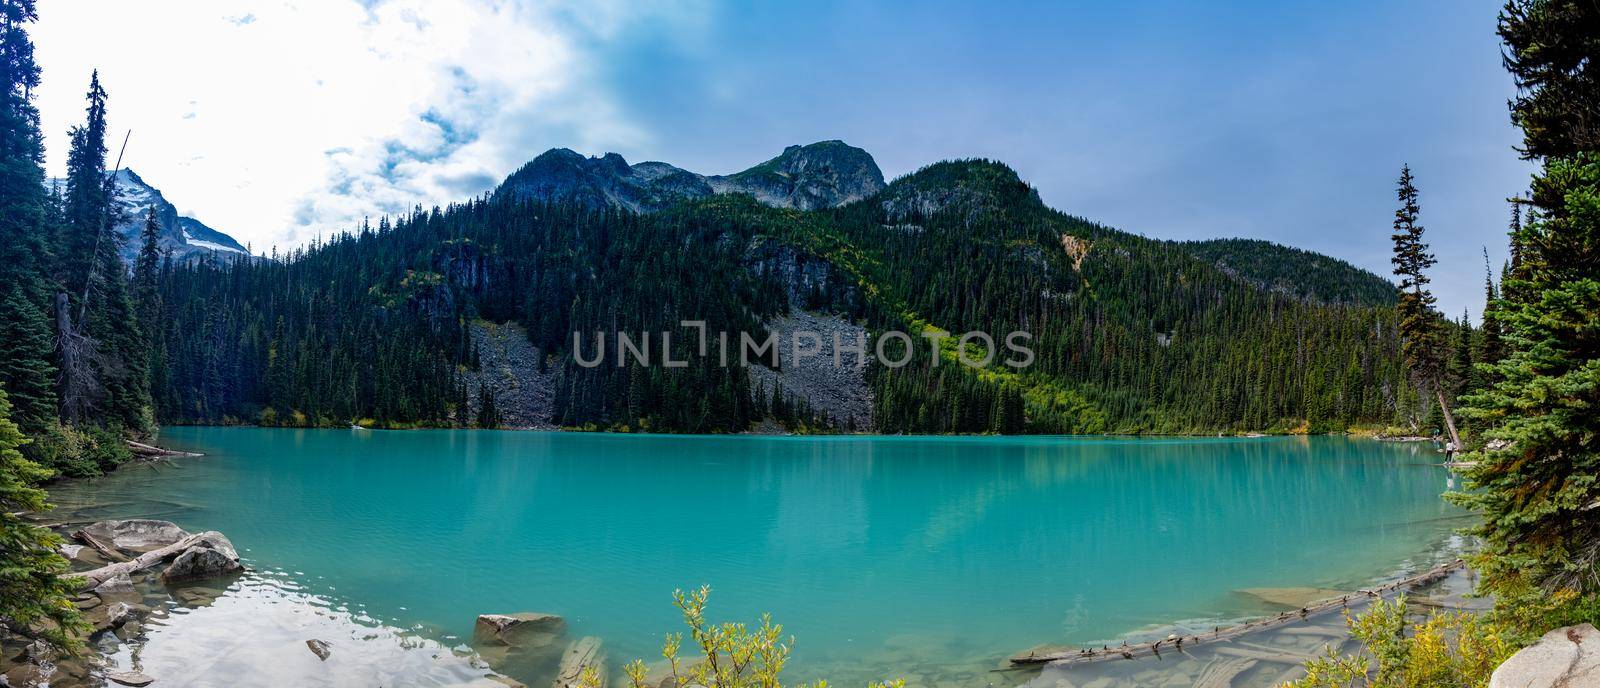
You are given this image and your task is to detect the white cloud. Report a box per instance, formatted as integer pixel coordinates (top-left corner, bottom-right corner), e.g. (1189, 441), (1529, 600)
(33, 0), (701, 253)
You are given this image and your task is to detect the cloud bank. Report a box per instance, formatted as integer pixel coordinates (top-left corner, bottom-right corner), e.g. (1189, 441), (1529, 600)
(34, 0), (702, 252)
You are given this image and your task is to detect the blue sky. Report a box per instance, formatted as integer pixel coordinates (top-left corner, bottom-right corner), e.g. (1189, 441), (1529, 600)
(36, 0), (1525, 319)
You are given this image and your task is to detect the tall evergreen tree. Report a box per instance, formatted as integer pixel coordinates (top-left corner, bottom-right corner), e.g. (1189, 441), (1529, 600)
(1475, 247), (1505, 389)
(0, 385), (83, 650)
(0, 0), (56, 435)
(54, 71), (150, 432)
(0, 286), (56, 434)
(1456, 0), (1600, 600)
(1390, 165), (1461, 447)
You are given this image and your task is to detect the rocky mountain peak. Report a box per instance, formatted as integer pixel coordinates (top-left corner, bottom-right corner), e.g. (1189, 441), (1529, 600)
(495, 140), (885, 213)
(70, 168), (251, 264)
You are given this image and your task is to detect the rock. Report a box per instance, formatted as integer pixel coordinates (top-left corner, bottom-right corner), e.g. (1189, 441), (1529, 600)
(94, 572), (137, 597)
(488, 676), (528, 688)
(553, 636), (606, 688)
(474, 613), (567, 647)
(157, 532), (242, 584)
(105, 601), (141, 627)
(114, 620), (143, 642)
(305, 638), (332, 661)
(1490, 623), (1600, 688)
(172, 587), (224, 607)
(107, 670), (155, 686)
(81, 520), (191, 553)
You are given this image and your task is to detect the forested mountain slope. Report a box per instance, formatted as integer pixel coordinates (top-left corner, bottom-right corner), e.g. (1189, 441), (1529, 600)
(147, 144), (1409, 434)
(1179, 238), (1397, 307)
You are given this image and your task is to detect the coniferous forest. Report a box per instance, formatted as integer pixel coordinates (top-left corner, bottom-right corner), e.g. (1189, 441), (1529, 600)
(0, 0), (1596, 684)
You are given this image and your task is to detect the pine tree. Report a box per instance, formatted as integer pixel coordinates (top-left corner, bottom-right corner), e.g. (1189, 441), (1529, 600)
(0, 286), (56, 433)
(0, 384), (84, 650)
(0, 0), (56, 435)
(1456, 0), (1600, 601)
(1390, 165), (1460, 447)
(475, 382), (499, 429)
(55, 70), (150, 432)
(1475, 247), (1505, 390)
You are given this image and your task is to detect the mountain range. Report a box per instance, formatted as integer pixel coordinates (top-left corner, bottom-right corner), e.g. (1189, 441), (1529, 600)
(495, 140), (887, 213)
(50, 169), (250, 264)
(147, 139), (1408, 434)
(491, 140), (1395, 308)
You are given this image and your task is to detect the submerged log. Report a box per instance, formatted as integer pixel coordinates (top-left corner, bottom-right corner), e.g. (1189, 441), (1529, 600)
(1008, 558), (1466, 667)
(553, 636), (605, 688)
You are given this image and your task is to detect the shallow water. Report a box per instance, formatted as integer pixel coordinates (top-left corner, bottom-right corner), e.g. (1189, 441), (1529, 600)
(47, 430), (1465, 686)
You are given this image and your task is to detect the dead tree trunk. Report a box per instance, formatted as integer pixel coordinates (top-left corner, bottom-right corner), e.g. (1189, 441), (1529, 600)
(53, 291), (100, 423)
(1434, 386), (1463, 454)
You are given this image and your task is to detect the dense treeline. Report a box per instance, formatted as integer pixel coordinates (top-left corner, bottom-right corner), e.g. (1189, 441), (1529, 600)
(1180, 238), (1400, 307)
(141, 158), (1441, 436)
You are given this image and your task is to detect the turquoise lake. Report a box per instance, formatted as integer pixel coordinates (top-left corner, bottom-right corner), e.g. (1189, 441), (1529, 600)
(49, 429), (1468, 685)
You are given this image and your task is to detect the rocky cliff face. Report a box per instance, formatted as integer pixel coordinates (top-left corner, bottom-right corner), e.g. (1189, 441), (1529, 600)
(494, 140), (885, 213)
(706, 140), (886, 210)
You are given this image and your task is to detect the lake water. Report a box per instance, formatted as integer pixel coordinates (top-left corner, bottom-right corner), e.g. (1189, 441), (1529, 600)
(48, 429), (1467, 686)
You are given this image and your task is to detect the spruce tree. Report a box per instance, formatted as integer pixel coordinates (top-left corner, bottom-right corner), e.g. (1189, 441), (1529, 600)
(1390, 165), (1460, 447)
(476, 382), (499, 429)
(1475, 247), (1505, 390)
(0, 0), (56, 434)
(0, 286), (56, 433)
(1456, 0), (1600, 600)
(0, 385), (84, 650)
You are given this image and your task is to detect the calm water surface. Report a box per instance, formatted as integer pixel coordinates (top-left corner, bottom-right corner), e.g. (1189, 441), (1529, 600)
(51, 429), (1466, 685)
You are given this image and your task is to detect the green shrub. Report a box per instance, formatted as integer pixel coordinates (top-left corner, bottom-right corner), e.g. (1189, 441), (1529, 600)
(603, 586), (904, 688)
(27, 422), (131, 478)
(1288, 596), (1516, 688)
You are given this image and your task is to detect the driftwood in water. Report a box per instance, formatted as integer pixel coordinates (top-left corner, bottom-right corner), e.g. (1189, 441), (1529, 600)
(72, 531), (221, 590)
(1008, 559), (1466, 667)
(72, 528), (128, 562)
(126, 440), (202, 458)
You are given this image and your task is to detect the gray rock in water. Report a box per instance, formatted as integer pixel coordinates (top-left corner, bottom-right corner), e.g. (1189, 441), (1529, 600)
(158, 532), (243, 583)
(93, 572), (136, 595)
(474, 612), (567, 647)
(106, 670), (155, 687)
(1490, 623), (1600, 688)
(305, 638), (332, 661)
(105, 601), (139, 627)
(81, 520), (191, 553)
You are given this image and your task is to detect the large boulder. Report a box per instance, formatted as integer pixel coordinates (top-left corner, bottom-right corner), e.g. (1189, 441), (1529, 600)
(474, 613), (566, 647)
(158, 531), (243, 584)
(474, 612), (569, 678)
(81, 520), (191, 553)
(1490, 623), (1600, 688)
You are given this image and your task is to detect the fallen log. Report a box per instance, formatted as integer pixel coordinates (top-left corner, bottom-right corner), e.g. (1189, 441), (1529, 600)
(1008, 558), (1466, 667)
(71, 531), (232, 590)
(126, 440), (202, 458)
(72, 529), (128, 563)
